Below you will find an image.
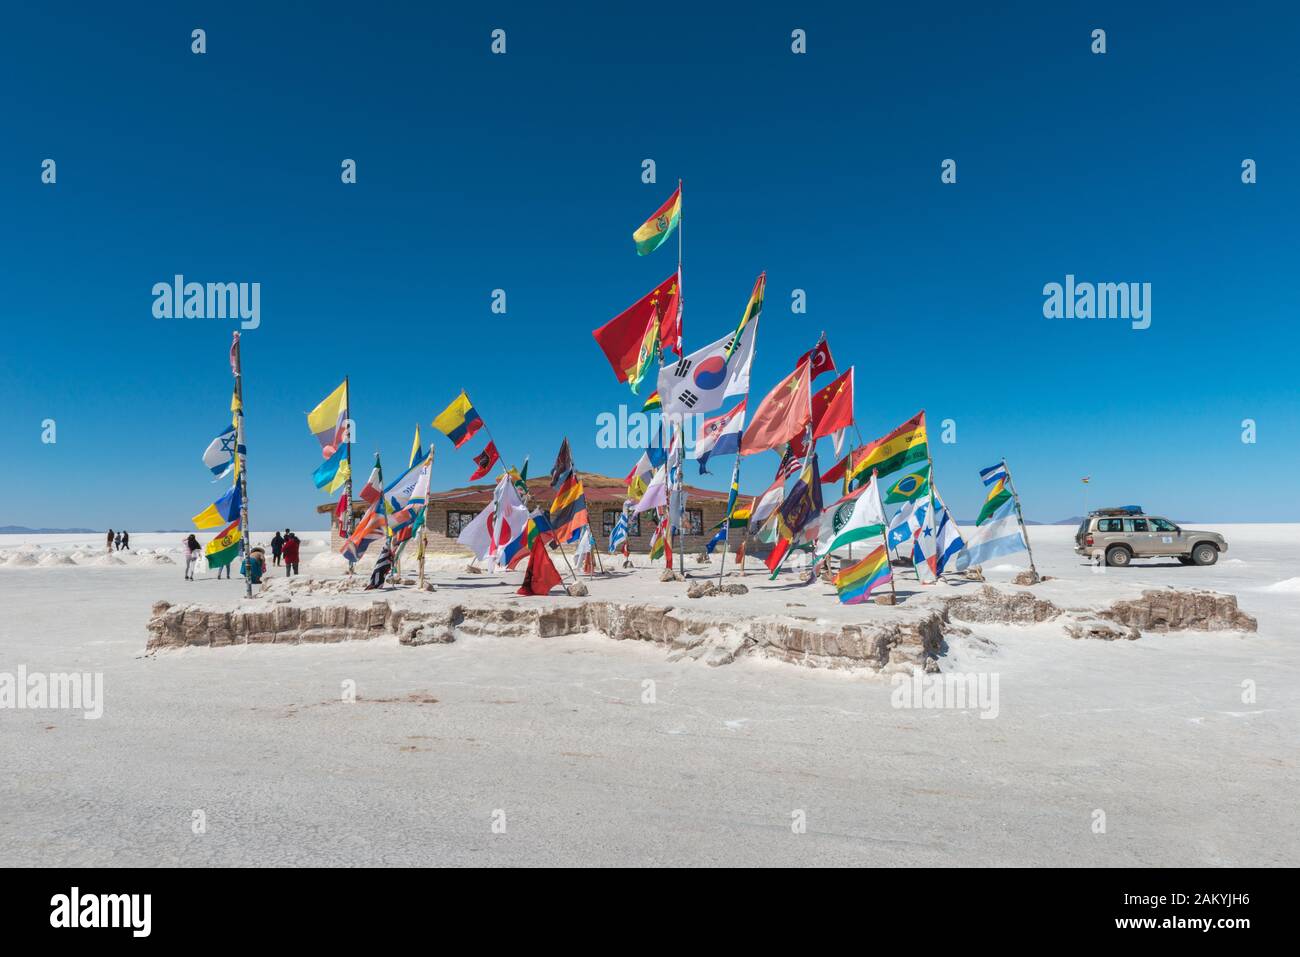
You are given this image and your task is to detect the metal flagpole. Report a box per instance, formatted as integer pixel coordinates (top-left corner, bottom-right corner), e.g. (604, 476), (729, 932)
(717, 455), (740, 586)
(1002, 457), (1039, 580)
(417, 448), (433, 588)
(230, 333), (252, 598)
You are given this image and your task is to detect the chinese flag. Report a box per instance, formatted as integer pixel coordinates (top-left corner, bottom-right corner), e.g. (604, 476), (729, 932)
(518, 533), (564, 596)
(592, 273), (682, 382)
(811, 367), (854, 439)
(740, 360), (812, 456)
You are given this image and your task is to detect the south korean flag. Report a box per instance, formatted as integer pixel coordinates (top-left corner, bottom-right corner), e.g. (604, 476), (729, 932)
(656, 315), (758, 418)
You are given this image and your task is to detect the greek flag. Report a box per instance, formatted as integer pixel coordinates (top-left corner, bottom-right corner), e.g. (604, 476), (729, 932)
(608, 513), (628, 553)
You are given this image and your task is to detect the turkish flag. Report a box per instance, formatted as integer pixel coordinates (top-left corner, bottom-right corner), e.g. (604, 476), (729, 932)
(740, 361), (812, 456)
(811, 367), (854, 439)
(797, 338), (836, 381)
(518, 533), (564, 596)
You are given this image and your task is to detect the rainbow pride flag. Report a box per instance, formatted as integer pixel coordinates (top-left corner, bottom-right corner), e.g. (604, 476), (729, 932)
(834, 544), (892, 605)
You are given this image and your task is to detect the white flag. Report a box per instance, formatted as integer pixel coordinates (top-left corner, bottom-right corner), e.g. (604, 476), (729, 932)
(656, 316), (757, 417)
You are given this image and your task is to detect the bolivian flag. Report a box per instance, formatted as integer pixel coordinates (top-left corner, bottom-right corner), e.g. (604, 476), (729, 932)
(193, 483), (242, 530)
(205, 521), (242, 569)
(849, 411), (928, 487)
(633, 183), (681, 256)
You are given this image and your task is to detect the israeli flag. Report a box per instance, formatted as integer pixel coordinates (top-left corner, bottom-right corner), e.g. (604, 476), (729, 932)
(202, 425), (241, 480)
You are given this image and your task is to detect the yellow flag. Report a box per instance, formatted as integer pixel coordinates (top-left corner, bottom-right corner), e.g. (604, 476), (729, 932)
(325, 458), (351, 494)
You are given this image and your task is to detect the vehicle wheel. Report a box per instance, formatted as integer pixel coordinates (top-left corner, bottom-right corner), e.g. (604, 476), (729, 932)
(1105, 546), (1132, 567)
(1177, 556), (1194, 565)
(1192, 543), (1219, 566)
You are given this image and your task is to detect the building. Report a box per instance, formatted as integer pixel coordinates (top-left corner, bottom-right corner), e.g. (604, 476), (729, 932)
(317, 471), (735, 555)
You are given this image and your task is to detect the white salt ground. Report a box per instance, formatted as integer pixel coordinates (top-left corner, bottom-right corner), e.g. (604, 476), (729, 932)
(0, 525), (1297, 867)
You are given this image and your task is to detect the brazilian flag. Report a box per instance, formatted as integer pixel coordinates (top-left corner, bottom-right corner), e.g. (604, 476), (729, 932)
(883, 468), (931, 505)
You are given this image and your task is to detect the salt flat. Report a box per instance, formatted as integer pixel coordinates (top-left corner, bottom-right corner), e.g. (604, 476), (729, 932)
(1, 525), (1296, 867)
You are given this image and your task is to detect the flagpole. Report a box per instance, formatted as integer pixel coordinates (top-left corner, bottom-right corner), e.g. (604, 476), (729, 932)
(1002, 457), (1039, 580)
(344, 375), (354, 575)
(417, 448), (433, 589)
(874, 468), (898, 605)
(717, 454), (739, 586)
(231, 333), (252, 598)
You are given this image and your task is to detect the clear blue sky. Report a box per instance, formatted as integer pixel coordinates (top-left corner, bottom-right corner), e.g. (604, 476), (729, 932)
(2, 1), (1296, 529)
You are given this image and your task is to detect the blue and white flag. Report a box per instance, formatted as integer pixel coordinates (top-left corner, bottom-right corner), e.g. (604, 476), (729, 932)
(609, 513), (628, 553)
(962, 498), (1026, 566)
(928, 489), (967, 575)
(696, 401), (746, 475)
(202, 425), (242, 480)
(979, 462), (1008, 487)
(887, 497), (929, 551)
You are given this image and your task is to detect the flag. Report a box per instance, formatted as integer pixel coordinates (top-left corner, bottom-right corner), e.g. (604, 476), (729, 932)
(883, 467), (930, 505)
(334, 491), (349, 530)
(359, 455), (384, 505)
(751, 481), (785, 527)
(382, 457), (429, 518)
(811, 367), (853, 441)
(625, 450), (655, 490)
(887, 496), (930, 551)
(705, 525), (727, 554)
(341, 502), (387, 562)
(928, 489), (966, 576)
(311, 444), (348, 490)
(503, 511), (553, 569)
(508, 458), (530, 498)
(549, 438), (573, 488)
(204, 521), (242, 569)
(192, 483), (242, 530)
(470, 441), (500, 481)
(1081, 476), (1091, 485)
(695, 401), (746, 475)
(814, 473), (889, 560)
(834, 544), (892, 605)
(574, 526), (594, 570)
(593, 274), (682, 384)
(963, 498), (1027, 567)
(229, 332), (240, 376)
(633, 466), (668, 514)
(408, 425), (424, 469)
(432, 391), (484, 448)
(609, 513), (629, 553)
(455, 476), (520, 563)
(656, 314), (757, 418)
(307, 380), (348, 458)
(518, 532), (564, 596)
(725, 273), (765, 362)
(641, 391), (662, 413)
(797, 336), (836, 380)
(977, 462), (1013, 525)
(548, 474), (588, 543)
(836, 411), (928, 486)
(632, 183), (681, 256)
(202, 425), (243, 480)
(776, 454), (823, 541)
(764, 536), (792, 575)
(740, 360), (813, 456)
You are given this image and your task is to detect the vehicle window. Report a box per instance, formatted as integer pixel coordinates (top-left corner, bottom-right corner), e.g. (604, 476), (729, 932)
(1124, 519), (1149, 532)
(1097, 518), (1123, 532)
(1150, 518), (1177, 531)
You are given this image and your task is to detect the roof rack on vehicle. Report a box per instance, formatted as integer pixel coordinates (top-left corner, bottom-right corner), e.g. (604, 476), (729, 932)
(1088, 505), (1144, 516)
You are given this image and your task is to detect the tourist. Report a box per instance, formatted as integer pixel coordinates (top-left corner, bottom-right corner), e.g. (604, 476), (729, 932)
(120, 530), (130, 551)
(281, 531), (300, 576)
(114, 531), (123, 551)
(183, 534), (201, 580)
(241, 547), (265, 585)
(270, 530), (284, 567)
(106, 529), (115, 554)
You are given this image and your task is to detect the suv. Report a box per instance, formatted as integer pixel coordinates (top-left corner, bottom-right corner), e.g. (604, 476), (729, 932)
(1074, 506), (1228, 567)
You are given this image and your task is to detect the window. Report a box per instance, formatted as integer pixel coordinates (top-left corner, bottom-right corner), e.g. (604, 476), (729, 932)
(602, 509), (641, 537)
(1124, 518), (1149, 532)
(1097, 518), (1124, 532)
(1150, 517), (1177, 532)
(446, 510), (479, 537)
(684, 509), (704, 536)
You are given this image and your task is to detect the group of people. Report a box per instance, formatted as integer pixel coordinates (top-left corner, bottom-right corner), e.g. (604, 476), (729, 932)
(106, 529), (130, 552)
(180, 528), (301, 583)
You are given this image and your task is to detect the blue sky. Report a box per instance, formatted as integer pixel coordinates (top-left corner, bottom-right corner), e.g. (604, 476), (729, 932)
(2, 1), (1296, 529)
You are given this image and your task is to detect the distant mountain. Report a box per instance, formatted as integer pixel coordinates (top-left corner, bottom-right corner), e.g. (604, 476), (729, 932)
(0, 525), (98, 534)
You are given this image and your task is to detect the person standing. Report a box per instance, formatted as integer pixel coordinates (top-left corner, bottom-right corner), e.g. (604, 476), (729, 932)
(114, 531), (122, 551)
(106, 529), (115, 555)
(120, 530), (130, 551)
(281, 531), (300, 576)
(270, 530), (284, 567)
(183, 534), (201, 580)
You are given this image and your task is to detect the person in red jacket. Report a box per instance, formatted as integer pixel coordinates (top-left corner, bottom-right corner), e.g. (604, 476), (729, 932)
(281, 531), (300, 576)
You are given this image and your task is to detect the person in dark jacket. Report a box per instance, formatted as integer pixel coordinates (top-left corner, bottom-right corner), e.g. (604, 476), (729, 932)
(281, 532), (300, 576)
(120, 531), (130, 551)
(106, 529), (115, 554)
(270, 531), (284, 567)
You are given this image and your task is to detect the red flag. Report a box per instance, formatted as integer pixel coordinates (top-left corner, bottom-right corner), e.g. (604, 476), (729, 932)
(797, 338), (835, 380)
(469, 441), (500, 481)
(741, 361), (812, 456)
(592, 273), (682, 382)
(334, 491), (349, 529)
(517, 533), (563, 596)
(811, 367), (854, 439)
(764, 537), (791, 575)
(229, 332), (241, 376)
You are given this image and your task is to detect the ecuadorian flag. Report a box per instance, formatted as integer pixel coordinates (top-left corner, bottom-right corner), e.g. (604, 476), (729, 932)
(834, 544), (892, 605)
(633, 184), (681, 256)
(432, 391), (484, 448)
